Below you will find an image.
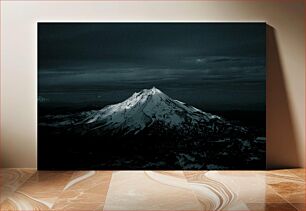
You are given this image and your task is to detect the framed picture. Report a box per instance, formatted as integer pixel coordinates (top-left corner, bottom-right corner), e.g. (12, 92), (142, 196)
(38, 23), (266, 170)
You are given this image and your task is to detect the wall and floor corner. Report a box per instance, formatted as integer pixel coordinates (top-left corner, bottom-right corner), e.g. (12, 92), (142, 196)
(0, 0), (304, 169)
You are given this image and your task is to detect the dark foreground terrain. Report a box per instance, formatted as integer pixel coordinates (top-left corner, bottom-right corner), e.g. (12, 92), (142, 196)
(38, 110), (265, 170)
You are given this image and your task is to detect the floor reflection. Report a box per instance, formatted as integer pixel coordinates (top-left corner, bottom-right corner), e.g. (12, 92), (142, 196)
(0, 169), (304, 210)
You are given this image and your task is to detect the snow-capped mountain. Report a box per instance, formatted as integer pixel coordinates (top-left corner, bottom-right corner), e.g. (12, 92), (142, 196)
(80, 87), (226, 135)
(40, 87), (248, 138)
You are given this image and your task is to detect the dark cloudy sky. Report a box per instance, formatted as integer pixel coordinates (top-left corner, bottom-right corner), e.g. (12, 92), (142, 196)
(38, 23), (266, 111)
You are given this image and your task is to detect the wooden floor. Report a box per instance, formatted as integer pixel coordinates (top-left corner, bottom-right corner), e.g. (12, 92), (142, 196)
(0, 169), (304, 210)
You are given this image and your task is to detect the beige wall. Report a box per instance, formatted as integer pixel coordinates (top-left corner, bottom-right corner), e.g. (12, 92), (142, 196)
(1, 1), (304, 168)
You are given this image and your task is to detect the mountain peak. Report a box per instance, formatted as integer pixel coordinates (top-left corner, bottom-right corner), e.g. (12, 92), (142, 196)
(141, 87), (163, 96)
(151, 86), (160, 92)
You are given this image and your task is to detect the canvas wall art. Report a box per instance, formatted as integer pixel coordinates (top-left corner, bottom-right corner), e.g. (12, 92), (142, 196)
(38, 23), (266, 170)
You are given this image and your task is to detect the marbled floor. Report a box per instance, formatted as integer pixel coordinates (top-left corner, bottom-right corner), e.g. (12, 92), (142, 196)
(0, 169), (304, 211)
